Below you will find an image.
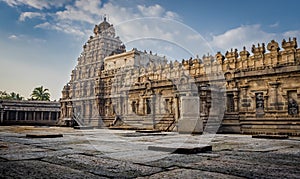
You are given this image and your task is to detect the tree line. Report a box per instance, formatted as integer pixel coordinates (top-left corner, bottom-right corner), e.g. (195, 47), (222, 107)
(0, 86), (51, 101)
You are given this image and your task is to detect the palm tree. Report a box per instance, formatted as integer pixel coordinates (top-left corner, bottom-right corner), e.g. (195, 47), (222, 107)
(31, 86), (50, 101)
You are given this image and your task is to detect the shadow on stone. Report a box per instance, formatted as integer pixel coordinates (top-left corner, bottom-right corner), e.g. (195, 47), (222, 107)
(73, 126), (94, 130)
(148, 145), (212, 154)
(252, 134), (289, 139)
(26, 134), (63, 138)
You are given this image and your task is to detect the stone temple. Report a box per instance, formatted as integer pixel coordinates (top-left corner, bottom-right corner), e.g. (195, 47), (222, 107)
(60, 18), (300, 135)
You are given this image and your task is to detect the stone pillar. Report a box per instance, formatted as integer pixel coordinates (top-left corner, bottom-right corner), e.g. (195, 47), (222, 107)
(24, 112), (27, 121)
(33, 112), (36, 121)
(41, 112), (44, 120)
(158, 95), (162, 114)
(151, 95), (156, 125)
(15, 111), (18, 121)
(6, 111), (9, 120)
(0, 102), (3, 123)
(139, 99), (144, 115)
(178, 96), (202, 134)
(269, 82), (280, 110)
(233, 91), (239, 112)
(174, 96), (179, 121)
(0, 112), (3, 123)
(0, 110), (3, 123)
(49, 112), (52, 120)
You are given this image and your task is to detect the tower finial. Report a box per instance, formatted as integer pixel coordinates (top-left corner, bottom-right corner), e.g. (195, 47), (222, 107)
(103, 14), (109, 22)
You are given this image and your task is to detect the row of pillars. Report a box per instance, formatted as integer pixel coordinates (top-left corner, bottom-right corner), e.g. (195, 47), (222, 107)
(0, 110), (59, 123)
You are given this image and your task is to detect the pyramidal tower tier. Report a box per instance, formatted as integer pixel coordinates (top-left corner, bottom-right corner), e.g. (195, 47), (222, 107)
(60, 18), (125, 126)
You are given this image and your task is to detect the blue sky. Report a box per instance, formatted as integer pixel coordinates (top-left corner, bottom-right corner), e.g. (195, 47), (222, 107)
(0, 0), (300, 100)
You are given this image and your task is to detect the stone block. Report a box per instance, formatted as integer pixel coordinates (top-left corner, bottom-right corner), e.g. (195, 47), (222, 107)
(178, 96), (202, 134)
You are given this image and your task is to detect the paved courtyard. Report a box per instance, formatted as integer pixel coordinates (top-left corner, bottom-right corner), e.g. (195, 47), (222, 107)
(0, 126), (299, 178)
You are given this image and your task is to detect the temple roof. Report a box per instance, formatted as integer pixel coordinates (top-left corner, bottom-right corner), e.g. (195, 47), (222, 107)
(99, 17), (111, 32)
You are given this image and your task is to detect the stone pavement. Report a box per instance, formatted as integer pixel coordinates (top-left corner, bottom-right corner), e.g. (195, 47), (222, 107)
(0, 126), (299, 178)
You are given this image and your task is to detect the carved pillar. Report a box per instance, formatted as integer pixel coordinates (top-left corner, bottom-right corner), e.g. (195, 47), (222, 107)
(256, 93), (265, 117)
(233, 91), (239, 112)
(139, 99), (144, 115)
(125, 96), (129, 115)
(264, 95), (269, 112)
(174, 95), (179, 121)
(151, 95), (156, 124)
(240, 85), (249, 112)
(158, 94), (162, 114)
(268, 81), (280, 110)
(169, 99), (173, 114)
(33, 112), (36, 121)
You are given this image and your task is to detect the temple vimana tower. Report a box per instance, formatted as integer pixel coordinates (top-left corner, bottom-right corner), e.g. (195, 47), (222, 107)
(60, 18), (300, 136)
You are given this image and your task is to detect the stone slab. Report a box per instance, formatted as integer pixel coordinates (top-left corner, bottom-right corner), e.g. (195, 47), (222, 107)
(148, 145), (212, 154)
(0, 160), (102, 179)
(136, 168), (244, 179)
(178, 96), (203, 134)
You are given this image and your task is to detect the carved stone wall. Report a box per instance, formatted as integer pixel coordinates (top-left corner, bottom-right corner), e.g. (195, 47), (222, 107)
(60, 18), (124, 126)
(61, 19), (300, 135)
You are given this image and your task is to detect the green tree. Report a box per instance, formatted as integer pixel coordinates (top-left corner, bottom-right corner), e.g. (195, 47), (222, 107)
(31, 86), (50, 101)
(9, 92), (24, 100)
(0, 91), (24, 100)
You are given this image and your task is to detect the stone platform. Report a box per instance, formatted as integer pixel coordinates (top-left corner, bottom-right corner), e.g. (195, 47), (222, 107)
(0, 126), (300, 178)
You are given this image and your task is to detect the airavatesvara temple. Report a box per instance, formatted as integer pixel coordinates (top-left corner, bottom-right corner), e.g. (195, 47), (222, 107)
(59, 17), (300, 136)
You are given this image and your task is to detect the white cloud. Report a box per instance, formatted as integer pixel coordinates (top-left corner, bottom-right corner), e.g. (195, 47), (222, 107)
(8, 33), (46, 44)
(210, 24), (276, 53)
(283, 30), (300, 39)
(137, 4), (180, 20)
(137, 4), (165, 17)
(8, 34), (19, 40)
(165, 11), (179, 19)
(1, 0), (69, 9)
(74, 0), (102, 15)
(35, 22), (85, 36)
(19, 12), (45, 21)
(55, 5), (98, 24)
(32, 0), (182, 42)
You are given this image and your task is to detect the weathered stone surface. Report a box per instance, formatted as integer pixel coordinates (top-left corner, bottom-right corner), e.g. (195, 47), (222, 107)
(0, 126), (300, 178)
(0, 160), (103, 178)
(43, 154), (162, 178)
(137, 168), (244, 179)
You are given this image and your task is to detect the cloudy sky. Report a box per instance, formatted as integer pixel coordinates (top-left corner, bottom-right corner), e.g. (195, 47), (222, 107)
(0, 0), (299, 100)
